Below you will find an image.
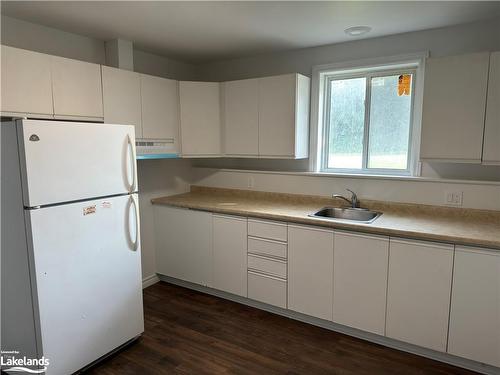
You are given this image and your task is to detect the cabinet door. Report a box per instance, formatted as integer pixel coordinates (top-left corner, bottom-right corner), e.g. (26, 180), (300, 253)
(386, 239), (454, 352)
(223, 78), (259, 156)
(288, 225), (333, 320)
(141, 74), (180, 145)
(51, 55), (103, 119)
(179, 81), (221, 156)
(1, 45), (53, 116)
(154, 206), (212, 286)
(448, 247), (500, 367)
(333, 232), (389, 335)
(212, 215), (247, 297)
(258, 74), (296, 157)
(482, 52), (500, 165)
(420, 52), (489, 162)
(102, 66), (143, 137)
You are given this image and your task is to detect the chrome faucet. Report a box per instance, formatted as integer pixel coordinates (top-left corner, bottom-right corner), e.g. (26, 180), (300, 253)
(332, 189), (359, 209)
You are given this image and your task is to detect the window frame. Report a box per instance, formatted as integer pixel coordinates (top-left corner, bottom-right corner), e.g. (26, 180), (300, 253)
(322, 68), (417, 175)
(309, 52), (428, 176)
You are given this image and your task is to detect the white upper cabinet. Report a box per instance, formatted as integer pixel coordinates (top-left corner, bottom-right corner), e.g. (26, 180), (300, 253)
(223, 78), (259, 156)
(102, 66), (143, 137)
(140, 74), (180, 146)
(482, 52), (500, 165)
(448, 246), (500, 367)
(51, 55), (104, 119)
(386, 239), (454, 352)
(212, 215), (248, 297)
(179, 81), (222, 156)
(333, 232), (389, 335)
(1, 45), (53, 117)
(420, 52), (490, 162)
(258, 74), (310, 159)
(288, 224), (333, 320)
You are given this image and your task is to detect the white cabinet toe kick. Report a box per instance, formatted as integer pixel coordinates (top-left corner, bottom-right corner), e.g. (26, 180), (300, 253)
(154, 205), (500, 375)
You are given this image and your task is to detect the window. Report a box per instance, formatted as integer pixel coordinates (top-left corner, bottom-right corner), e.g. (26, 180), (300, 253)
(313, 56), (424, 176)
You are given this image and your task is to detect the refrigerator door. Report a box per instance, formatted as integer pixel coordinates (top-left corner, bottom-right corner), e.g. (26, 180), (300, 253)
(18, 119), (137, 207)
(26, 194), (143, 375)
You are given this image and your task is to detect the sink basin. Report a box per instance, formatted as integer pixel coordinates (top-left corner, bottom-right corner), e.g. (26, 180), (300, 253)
(309, 207), (382, 224)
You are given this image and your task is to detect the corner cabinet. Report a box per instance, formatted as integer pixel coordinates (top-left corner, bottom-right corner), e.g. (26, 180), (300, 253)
(482, 51), (500, 165)
(448, 246), (500, 367)
(222, 73), (310, 159)
(179, 81), (222, 157)
(420, 51), (499, 163)
(386, 238), (454, 352)
(1, 45), (53, 117)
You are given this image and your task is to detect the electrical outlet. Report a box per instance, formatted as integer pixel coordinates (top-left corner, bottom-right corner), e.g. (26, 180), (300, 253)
(247, 176), (255, 189)
(444, 191), (463, 206)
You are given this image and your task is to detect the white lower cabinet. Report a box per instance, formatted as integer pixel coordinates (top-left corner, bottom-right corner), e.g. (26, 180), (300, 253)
(212, 215), (248, 297)
(154, 206), (212, 286)
(332, 232), (389, 335)
(247, 271), (287, 309)
(154, 207), (499, 370)
(386, 239), (454, 352)
(288, 225), (333, 320)
(448, 246), (500, 367)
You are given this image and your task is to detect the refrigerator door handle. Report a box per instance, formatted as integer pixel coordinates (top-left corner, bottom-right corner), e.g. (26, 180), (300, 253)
(126, 195), (140, 251)
(127, 134), (137, 193)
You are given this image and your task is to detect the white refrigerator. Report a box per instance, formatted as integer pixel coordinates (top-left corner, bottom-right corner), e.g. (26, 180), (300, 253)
(1, 119), (144, 374)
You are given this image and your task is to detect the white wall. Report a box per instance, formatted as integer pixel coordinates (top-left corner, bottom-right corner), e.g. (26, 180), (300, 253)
(134, 49), (196, 81)
(196, 16), (500, 81)
(192, 168), (500, 211)
(1, 15), (106, 64)
(1, 15), (198, 80)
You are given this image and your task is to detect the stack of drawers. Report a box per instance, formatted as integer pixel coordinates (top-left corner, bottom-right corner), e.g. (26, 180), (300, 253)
(247, 219), (288, 308)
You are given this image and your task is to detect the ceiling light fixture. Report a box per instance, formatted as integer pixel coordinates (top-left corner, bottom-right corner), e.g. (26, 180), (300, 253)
(344, 26), (372, 36)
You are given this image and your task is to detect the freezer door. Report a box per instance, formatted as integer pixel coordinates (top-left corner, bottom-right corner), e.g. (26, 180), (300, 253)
(26, 194), (143, 375)
(18, 120), (137, 207)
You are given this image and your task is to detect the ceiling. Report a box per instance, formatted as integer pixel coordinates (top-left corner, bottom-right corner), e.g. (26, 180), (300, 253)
(2, 1), (500, 63)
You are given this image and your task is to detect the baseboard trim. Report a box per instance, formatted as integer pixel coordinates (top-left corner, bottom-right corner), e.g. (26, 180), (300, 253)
(142, 274), (160, 289)
(157, 275), (499, 375)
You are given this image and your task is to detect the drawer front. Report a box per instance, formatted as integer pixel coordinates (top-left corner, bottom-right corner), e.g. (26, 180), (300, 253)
(248, 271), (287, 308)
(248, 219), (287, 242)
(248, 237), (287, 259)
(248, 254), (287, 278)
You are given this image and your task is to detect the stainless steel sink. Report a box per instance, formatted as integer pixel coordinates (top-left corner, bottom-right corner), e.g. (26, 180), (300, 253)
(309, 207), (382, 224)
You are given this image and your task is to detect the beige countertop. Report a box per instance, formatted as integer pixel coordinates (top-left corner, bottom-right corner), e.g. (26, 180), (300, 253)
(151, 186), (500, 250)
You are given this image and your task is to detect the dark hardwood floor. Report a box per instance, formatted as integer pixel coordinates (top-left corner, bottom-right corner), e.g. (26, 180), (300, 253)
(87, 282), (475, 375)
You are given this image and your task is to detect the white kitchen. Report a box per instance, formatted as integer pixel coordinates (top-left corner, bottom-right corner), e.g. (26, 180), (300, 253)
(1, 2), (499, 375)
